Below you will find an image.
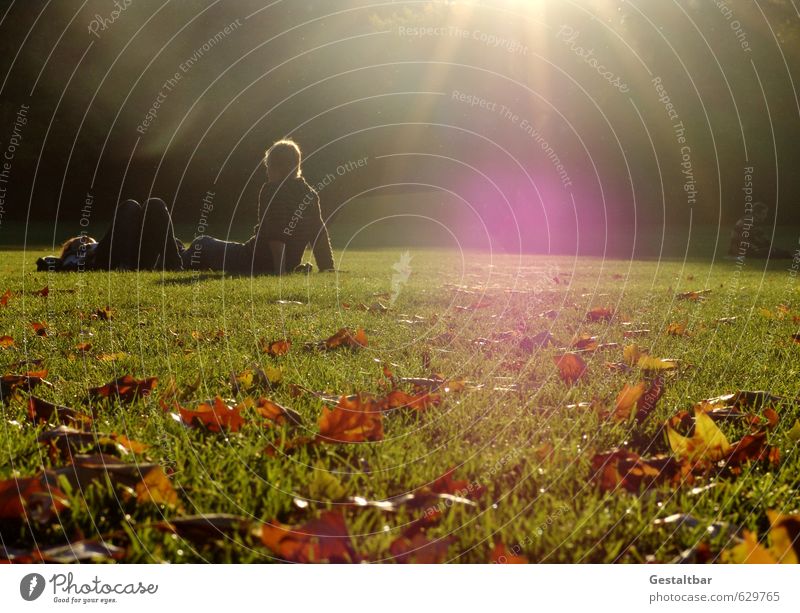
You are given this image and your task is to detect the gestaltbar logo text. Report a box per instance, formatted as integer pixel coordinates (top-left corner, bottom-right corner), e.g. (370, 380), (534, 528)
(20, 573), (46, 601)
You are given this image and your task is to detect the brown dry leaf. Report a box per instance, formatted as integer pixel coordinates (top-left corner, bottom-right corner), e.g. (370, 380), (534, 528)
(259, 338), (291, 356)
(571, 334), (599, 351)
(666, 322), (688, 336)
(0, 476), (69, 523)
(28, 396), (93, 428)
(1, 371), (51, 404)
(317, 394), (384, 443)
(37, 426), (146, 462)
(45, 453), (179, 508)
(586, 307), (613, 322)
(0, 289), (11, 307)
(75, 342), (92, 352)
(677, 289), (711, 301)
(87, 375), (158, 404)
(178, 397), (247, 433)
(554, 353), (586, 385)
(321, 327), (369, 350)
(636, 377), (666, 423)
(590, 449), (686, 493)
(490, 541), (528, 564)
(156, 514), (251, 545)
(259, 511), (358, 563)
(389, 532), (453, 563)
(251, 397), (302, 426)
(30, 321), (49, 337)
(380, 389), (441, 413)
(0, 335), (14, 349)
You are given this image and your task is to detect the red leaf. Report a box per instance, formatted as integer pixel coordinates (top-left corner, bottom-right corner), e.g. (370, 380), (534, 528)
(0, 477), (68, 523)
(586, 307), (613, 322)
(260, 511), (359, 563)
(87, 375), (158, 404)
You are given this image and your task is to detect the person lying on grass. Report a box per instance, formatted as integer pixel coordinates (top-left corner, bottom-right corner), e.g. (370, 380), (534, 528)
(37, 139), (336, 275)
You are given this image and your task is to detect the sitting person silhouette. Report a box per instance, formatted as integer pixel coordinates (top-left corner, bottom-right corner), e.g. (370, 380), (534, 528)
(37, 139), (336, 275)
(727, 202), (792, 259)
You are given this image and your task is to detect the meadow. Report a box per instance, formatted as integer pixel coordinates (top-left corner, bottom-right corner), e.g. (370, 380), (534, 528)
(1, 248), (799, 563)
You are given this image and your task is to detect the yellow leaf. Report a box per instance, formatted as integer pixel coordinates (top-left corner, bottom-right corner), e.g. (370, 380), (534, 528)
(667, 407), (730, 461)
(722, 530), (778, 564)
(623, 344), (643, 366)
(766, 511), (800, 564)
(637, 356), (679, 371)
(787, 420), (800, 443)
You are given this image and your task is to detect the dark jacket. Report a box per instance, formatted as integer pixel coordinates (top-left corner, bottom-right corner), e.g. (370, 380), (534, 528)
(249, 177), (335, 272)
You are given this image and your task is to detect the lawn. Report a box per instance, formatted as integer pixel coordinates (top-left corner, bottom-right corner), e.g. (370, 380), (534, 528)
(1, 248), (799, 563)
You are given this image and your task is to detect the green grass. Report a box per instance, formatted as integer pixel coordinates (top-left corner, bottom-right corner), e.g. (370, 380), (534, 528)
(1, 248), (799, 563)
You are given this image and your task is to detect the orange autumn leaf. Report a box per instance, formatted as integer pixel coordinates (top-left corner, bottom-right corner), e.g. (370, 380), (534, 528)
(554, 353), (586, 384)
(317, 394), (384, 443)
(571, 334), (599, 351)
(178, 396), (246, 432)
(0, 476), (69, 523)
(590, 449), (685, 493)
(666, 321), (688, 336)
(34, 286), (49, 297)
(0, 335), (14, 349)
(321, 327), (368, 350)
(490, 541), (528, 564)
(586, 307), (613, 322)
(30, 321), (49, 337)
(260, 338), (291, 356)
(260, 511), (358, 563)
(613, 382), (647, 421)
(87, 375), (157, 404)
(251, 397), (302, 426)
(381, 388), (441, 413)
(75, 342), (92, 352)
(0, 289), (11, 307)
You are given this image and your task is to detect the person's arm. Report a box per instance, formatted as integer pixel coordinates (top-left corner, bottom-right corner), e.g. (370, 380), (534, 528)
(310, 204), (335, 272)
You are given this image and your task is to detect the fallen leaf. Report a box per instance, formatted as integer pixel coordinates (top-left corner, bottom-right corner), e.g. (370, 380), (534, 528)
(0, 335), (15, 349)
(156, 514), (251, 545)
(677, 289), (711, 301)
(178, 397), (246, 432)
(490, 541), (528, 564)
(554, 353), (586, 385)
(28, 396), (93, 427)
(590, 449), (685, 493)
(666, 322), (688, 336)
(259, 338), (291, 356)
(1, 371), (51, 404)
(31, 321), (49, 337)
(87, 375), (157, 404)
(586, 307), (613, 322)
(389, 532), (453, 563)
(259, 511), (358, 563)
(667, 408), (731, 461)
(317, 394), (384, 443)
(613, 382), (647, 421)
(318, 327), (369, 350)
(0, 289), (11, 307)
(0, 476), (69, 523)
